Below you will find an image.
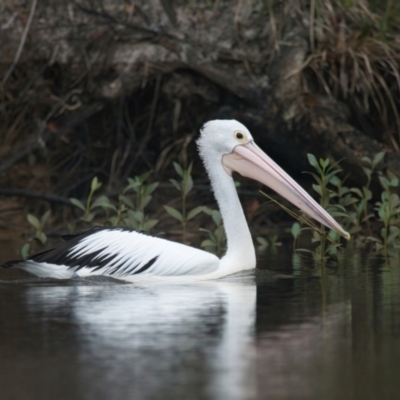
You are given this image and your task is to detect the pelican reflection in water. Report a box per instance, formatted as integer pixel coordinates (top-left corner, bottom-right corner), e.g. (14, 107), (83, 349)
(24, 279), (256, 399)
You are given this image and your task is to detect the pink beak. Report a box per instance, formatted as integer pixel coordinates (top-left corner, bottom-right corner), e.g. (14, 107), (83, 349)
(222, 142), (350, 240)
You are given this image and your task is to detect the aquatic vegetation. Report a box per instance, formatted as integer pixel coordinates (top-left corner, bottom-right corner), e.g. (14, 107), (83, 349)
(290, 222), (301, 250)
(200, 208), (226, 257)
(164, 162), (204, 244)
(373, 177), (400, 250)
(21, 147), (400, 262)
(287, 155), (346, 263)
(286, 150), (400, 257)
(70, 175), (160, 233)
(70, 177), (115, 224)
(110, 172), (159, 232)
(22, 210), (52, 259)
(256, 234), (282, 252)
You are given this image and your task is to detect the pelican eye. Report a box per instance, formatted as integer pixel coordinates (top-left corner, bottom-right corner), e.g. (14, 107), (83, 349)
(234, 131), (247, 143)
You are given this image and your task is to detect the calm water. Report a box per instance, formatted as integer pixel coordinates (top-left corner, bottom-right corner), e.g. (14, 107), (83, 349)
(1, 248), (400, 400)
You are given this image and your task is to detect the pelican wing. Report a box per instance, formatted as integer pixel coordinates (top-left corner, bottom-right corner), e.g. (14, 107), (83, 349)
(8, 227), (220, 279)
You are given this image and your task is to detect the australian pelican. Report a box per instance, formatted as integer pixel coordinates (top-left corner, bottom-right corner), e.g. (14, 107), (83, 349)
(3, 120), (349, 281)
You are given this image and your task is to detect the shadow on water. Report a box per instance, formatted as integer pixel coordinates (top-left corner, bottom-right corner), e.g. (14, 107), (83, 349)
(0, 247), (400, 400)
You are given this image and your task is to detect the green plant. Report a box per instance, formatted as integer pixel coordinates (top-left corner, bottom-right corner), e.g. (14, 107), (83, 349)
(111, 172), (159, 232)
(256, 236), (269, 251)
(200, 208), (227, 257)
(350, 152), (385, 233)
(164, 162), (203, 243)
(256, 234), (282, 252)
(70, 177), (115, 223)
(69, 174), (159, 233)
(291, 222), (301, 249)
(302, 154), (349, 263)
(22, 210), (51, 259)
(373, 177), (400, 250)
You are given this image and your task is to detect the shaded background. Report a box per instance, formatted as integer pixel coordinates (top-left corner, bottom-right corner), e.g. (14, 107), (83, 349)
(1, 0), (400, 239)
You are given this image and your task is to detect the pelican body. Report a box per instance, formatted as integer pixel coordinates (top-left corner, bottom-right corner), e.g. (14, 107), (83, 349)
(3, 120), (349, 281)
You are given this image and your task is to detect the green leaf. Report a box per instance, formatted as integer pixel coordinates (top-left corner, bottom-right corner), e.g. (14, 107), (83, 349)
(164, 205), (183, 222)
(201, 207), (214, 216)
(378, 205), (386, 222)
(201, 239), (216, 248)
(256, 236), (268, 246)
(138, 170), (153, 183)
(312, 184), (322, 196)
(35, 231), (47, 244)
(21, 243), (30, 259)
(362, 156), (372, 164)
(144, 219), (159, 231)
(82, 212), (95, 222)
(329, 175), (341, 187)
(108, 216), (120, 226)
(304, 171), (322, 186)
(91, 176), (102, 192)
(325, 170), (341, 184)
(183, 174), (193, 196)
(350, 188), (363, 198)
(70, 198), (86, 211)
(170, 179), (181, 191)
(187, 162), (193, 176)
(132, 210), (144, 223)
(120, 195), (135, 210)
(91, 196), (117, 211)
(328, 204), (346, 212)
(320, 158), (330, 169)
(141, 196), (152, 209)
(268, 234), (279, 245)
(389, 194), (400, 210)
(40, 210), (51, 227)
(173, 162), (183, 178)
(187, 206), (204, 221)
(328, 211), (348, 218)
(307, 154), (322, 174)
(211, 210), (222, 225)
(256, 236), (269, 250)
(145, 182), (159, 196)
(372, 152), (385, 168)
(362, 167), (372, 179)
(389, 178), (399, 188)
(123, 181), (141, 194)
(27, 214), (41, 230)
(379, 176), (389, 191)
(296, 248), (315, 254)
(125, 211), (140, 228)
(291, 222), (301, 238)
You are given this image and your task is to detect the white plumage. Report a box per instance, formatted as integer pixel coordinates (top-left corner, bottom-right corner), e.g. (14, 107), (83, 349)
(4, 119), (349, 281)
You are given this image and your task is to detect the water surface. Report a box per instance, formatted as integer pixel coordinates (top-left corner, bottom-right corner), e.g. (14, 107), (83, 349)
(1, 248), (400, 399)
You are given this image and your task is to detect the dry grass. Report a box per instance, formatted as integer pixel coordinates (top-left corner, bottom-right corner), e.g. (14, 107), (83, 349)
(267, 0), (400, 150)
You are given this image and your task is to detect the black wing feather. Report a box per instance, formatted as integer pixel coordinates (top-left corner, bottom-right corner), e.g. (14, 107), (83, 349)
(3, 227), (154, 276)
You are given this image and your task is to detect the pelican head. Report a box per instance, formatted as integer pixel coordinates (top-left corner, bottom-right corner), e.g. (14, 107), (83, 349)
(197, 119), (350, 240)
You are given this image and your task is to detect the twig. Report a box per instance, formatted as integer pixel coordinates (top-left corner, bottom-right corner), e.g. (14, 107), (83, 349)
(0, 189), (72, 206)
(2, 0), (38, 84)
